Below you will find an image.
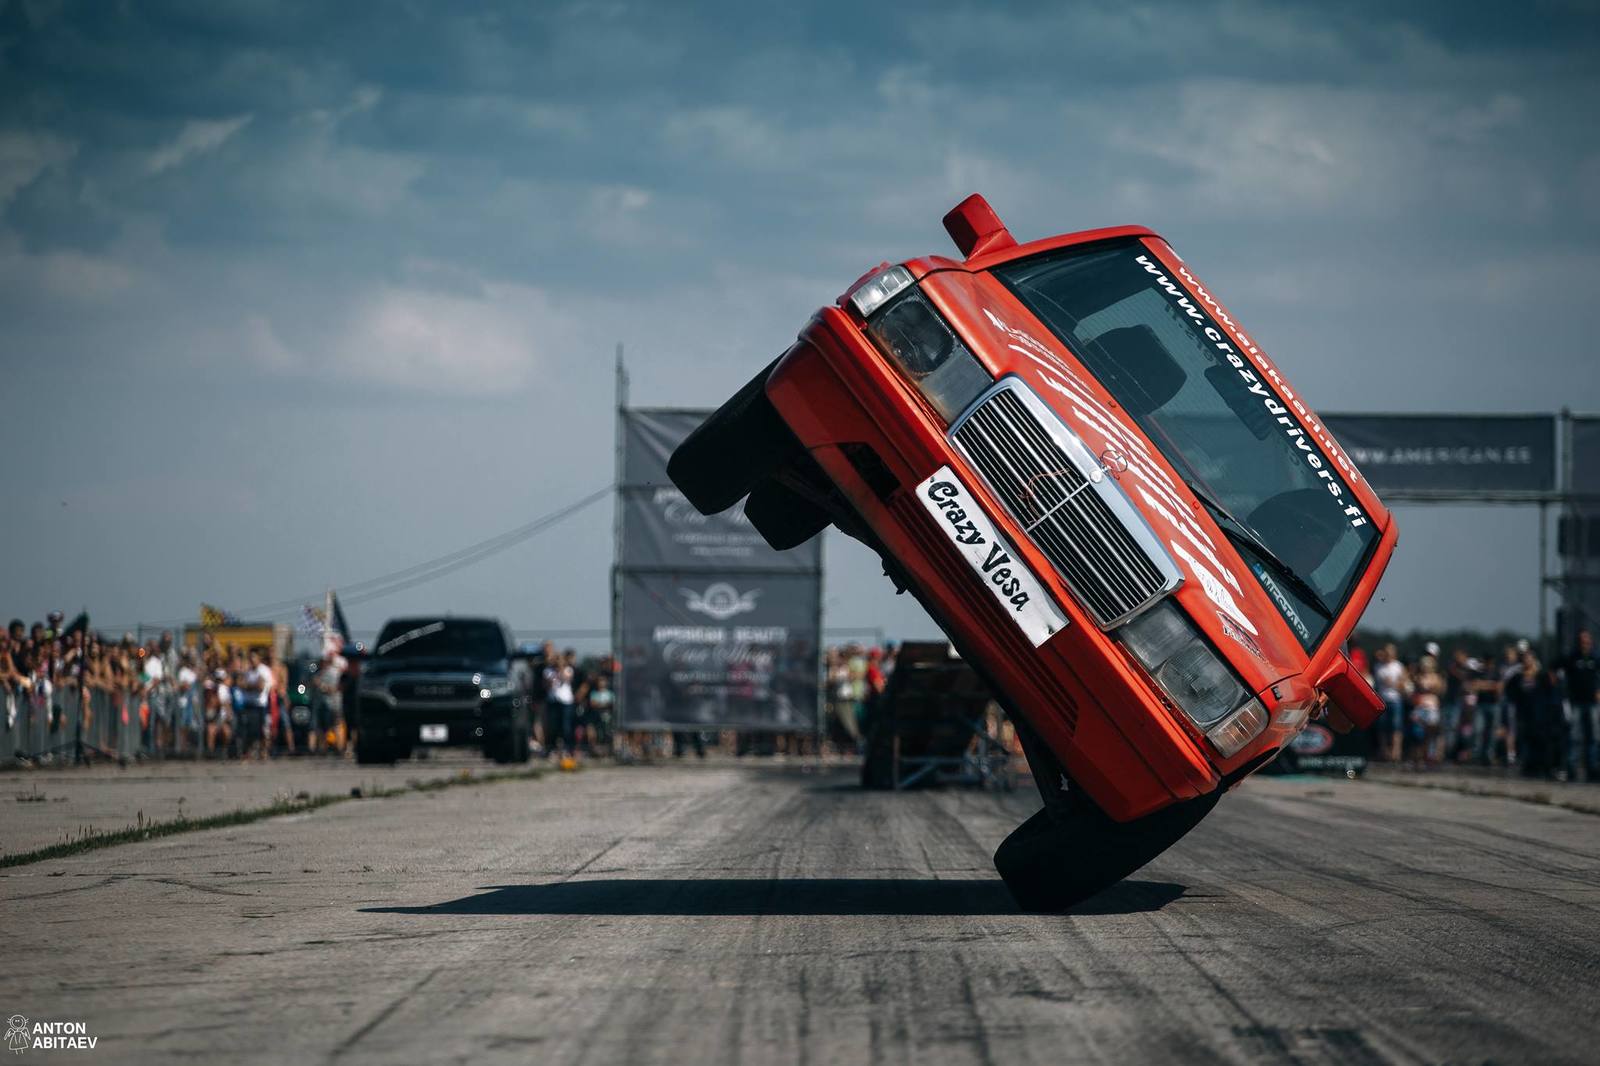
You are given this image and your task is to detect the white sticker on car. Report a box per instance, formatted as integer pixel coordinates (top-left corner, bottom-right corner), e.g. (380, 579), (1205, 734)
(915, 466), (1068, 647)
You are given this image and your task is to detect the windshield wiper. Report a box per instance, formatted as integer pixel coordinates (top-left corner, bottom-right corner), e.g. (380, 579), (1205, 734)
(1180, 478), (1335, 620)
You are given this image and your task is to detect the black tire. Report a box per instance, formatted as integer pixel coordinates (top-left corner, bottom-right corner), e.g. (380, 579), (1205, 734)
(668, 358), (799, 515)
(994, 787), (1221, 912)
(355, 737), (393, 765)
(745, 478), (829, 551)
(487, 725), (523, 764)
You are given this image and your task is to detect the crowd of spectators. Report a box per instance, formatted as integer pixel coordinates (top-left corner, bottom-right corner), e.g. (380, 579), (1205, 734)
(1, 613), (350, 760)
(1349, 628), (1599, 781)
(823, 643), (896, 748)
(9, 603), (1598, 784)
(534, 642), (617, 758)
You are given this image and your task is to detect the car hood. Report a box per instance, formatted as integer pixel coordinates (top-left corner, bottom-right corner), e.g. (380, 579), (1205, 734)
(920, 268), (1313, 694)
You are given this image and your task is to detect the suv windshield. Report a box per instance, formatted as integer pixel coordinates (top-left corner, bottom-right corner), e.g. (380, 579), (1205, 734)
(993, 241), (1379, 651)
(374, 620), (506, 661)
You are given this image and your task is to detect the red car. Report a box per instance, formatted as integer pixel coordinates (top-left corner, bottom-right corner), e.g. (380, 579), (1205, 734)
(670, 195), (1395, 910)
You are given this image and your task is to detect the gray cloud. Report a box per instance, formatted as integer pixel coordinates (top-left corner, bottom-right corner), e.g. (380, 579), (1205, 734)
(1, 0), (1596, 640)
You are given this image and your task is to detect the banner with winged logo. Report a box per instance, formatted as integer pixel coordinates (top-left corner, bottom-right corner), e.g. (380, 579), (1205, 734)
(615, 571), (821, 731)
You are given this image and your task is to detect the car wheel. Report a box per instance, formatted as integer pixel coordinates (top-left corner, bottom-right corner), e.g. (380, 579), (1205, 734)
(667, 358), (799, 515)
(486, 734), (513, 764)
(993, 787), (1221, 912)
(745, 477), (829, 551)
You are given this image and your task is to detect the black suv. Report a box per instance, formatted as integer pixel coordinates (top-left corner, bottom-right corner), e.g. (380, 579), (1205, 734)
(355, 617), (533, 765)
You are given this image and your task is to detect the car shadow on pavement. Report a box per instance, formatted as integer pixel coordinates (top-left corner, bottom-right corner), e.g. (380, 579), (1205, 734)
(361, 878), (1186, 917)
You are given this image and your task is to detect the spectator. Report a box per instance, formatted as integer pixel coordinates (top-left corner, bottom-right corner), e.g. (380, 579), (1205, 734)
(268, 649), (293, 755)
(1497, 643), (1526, 766)
(1444, 649), (1481, 765)
(1506, 650), (1543, 777)
(141, 639), (169, 754)
(0, 632), (22, 731)
(240, 649), (272, 761)
(1559, 629), (1599, 781)
(175, 651), (199, 754)
(1411, 655), (1444, 766)
(543, 646), (576, 756)
(1538, 660), (1570, 780)
(205, 667), (234, 756)
(310, 655), (342, 756)
(1372, 644), (1408, 763)
(584, 672), (614, 754)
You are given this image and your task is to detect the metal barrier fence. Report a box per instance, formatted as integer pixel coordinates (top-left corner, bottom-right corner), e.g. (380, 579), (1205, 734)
(0, 681), (203, 767)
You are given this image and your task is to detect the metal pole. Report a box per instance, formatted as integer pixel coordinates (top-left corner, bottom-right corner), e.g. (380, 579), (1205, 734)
(1559, 408), (1574, 650)
(1539, 500), (1549, 656)
(612, 343), (628, 760)
(814, 533), (826, 768)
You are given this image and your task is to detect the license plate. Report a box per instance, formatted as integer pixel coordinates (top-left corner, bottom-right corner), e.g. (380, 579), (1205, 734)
(419, 724), (448, 743)
(915, 466), (1067, 647)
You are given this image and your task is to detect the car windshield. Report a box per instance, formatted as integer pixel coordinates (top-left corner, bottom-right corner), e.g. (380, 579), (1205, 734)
(374, 620), (506, 660)
(992, 241), (1379, 651)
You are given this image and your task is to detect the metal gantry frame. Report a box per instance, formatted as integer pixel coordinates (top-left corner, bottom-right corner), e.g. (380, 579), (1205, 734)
(1361, 410), (1600, 652)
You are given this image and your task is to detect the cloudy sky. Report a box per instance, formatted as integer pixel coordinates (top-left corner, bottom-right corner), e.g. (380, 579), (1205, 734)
(3, 0), (1597, 643)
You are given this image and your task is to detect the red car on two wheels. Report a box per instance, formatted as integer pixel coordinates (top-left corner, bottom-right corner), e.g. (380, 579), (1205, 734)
(670, 195), (1395, 910)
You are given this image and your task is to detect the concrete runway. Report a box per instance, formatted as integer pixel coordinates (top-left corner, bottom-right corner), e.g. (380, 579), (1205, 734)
(2, 763), (1597, 1064)
(2, 752), (521, 856)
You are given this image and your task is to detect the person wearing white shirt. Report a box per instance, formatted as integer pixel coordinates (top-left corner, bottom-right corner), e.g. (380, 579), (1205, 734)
(241, 649), (273, 760)
(175, 656), (199, 754)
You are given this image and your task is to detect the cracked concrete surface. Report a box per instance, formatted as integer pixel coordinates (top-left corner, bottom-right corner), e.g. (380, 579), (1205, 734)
(2, 764), (1597, 1064)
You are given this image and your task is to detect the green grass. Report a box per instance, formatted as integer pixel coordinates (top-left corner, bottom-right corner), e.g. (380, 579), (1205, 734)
(0, 765), (546, 869)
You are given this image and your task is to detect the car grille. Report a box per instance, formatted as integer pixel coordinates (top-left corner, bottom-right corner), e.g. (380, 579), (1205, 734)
(951, 382), (1175, 627)
(389, 681), (477, 701)
(889, 495), (1078, 734)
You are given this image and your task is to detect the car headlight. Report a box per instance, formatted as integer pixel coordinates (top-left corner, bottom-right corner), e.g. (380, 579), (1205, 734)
(861, 287), (993, 423)
(1119, 601), (1265, 757)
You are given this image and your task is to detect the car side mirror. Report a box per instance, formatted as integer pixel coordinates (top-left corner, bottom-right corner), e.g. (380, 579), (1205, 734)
(1315, 652), (1383, 733)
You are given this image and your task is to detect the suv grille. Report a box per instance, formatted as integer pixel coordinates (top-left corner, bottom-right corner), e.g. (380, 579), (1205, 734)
(951, 382), (1177, 626)
(390, 681), (477, 701)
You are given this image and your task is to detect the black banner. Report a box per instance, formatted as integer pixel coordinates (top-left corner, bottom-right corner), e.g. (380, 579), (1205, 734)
(1321, 414), (1556, 495)
(621, 408), (709, 489)
(615, 406), (822, 731)
(1281, 720), (1370, 775)
(616, 571), (820, 730)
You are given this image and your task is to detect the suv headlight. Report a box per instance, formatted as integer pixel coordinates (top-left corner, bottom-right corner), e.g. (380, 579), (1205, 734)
(1119, 601), (1266, 757)
(859, 285), (992, 423)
